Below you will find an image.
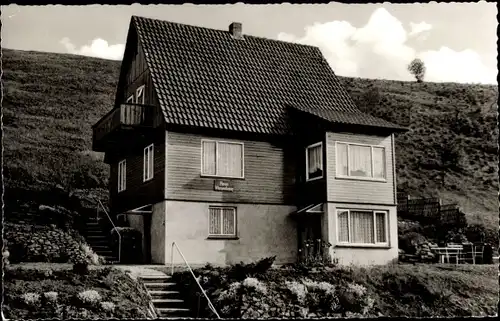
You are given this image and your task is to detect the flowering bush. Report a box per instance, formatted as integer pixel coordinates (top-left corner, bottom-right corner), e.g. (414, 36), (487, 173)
(21, 293), (40, 306)
(303, 280), (340, 313)
(242, 277), (267, 294)
(77, 289), (102, 305)
(338, 282), (374, 315)
(100, 301), (116, 312)
(285, 280), (307, 304)
(216, 282), (242, 303)
(43, 292), (58, 304)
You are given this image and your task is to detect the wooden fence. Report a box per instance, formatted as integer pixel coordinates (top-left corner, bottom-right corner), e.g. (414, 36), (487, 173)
(397, 192), (466, 227)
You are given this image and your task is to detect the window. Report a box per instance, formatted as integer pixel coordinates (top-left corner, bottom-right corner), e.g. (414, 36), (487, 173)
(201, 140), (244, 178)
(136, 85), (145, 105)
(208, 207), (236, 237)
(306, 142), (323, 181)
(337, 209), (388, 245)
(143, 144), (154, 181)
(336, 142), (386, 180)
(118, 160), (126, 192)
(126, 95), (134, 104)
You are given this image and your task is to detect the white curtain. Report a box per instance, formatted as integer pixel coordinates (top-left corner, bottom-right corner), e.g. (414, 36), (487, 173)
(337, 143), (348, 176)
(222, 208), (235, 235)
(375, 212), (386, 243)
(209, 208), (221, 235)
(350, 211), (374, 243)
(218, 143), (243, 177)
(373, 147), (385, 179)
(349, 145), (372, 177)
(338, 211), (349, 242)
(307, 144), (322, 178)
(202, 141), (216, 175)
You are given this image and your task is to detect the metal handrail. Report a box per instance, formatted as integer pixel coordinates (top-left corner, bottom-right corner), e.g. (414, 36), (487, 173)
(170, 242), (221, 319)
(96, 199), (121, 264)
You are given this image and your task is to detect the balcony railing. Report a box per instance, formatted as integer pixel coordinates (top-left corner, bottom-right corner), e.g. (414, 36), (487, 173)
(93, 103), (154, 147)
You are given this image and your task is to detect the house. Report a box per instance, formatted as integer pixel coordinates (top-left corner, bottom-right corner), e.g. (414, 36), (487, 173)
(92, 16), (408, 266)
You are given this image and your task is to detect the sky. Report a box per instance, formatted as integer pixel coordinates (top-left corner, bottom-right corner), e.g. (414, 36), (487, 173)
(2, 2), (498, 84)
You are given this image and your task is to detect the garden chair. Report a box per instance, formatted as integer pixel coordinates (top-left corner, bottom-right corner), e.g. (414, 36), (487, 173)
(472, 243), (485, 265)
(458, 243), (474, 264)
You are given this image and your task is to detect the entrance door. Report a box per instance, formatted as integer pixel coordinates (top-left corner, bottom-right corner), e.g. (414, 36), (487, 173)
(297, 215), (323, 263)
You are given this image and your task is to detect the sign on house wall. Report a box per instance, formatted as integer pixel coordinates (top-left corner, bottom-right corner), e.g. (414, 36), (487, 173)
(214, 179), (234, 192)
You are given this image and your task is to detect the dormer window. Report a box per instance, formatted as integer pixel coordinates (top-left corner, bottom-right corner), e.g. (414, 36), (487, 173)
(306, 142), (323, 181)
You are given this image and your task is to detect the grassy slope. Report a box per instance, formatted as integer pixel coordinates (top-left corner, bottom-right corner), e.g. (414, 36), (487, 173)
(2, 48), (498, 227)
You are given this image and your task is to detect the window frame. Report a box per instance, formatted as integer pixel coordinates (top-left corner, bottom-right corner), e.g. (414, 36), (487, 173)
(136, 85), (145, 105)
(305, 141), (324, 182)
(335, 141), (387, 181)
(143, 144), (154, 182)
(207, 206), (237, 238)
(118, 159), (126, 192)
(126, 95), (134, 104)
(336, 209), (389, 246)
(200, 139), (245, 179)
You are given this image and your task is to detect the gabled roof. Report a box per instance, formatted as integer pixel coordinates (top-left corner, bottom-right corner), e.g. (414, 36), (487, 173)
(131, 16), (406, 135)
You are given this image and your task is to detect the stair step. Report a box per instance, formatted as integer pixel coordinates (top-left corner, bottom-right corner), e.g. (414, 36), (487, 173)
(149, 290), (180, 298)
(87, 235), (107, 239)
(156, 307), (190, 316)
(144, 283), (177, 290)
(152, 298), (184, 304)
(140, 275), (171, 279)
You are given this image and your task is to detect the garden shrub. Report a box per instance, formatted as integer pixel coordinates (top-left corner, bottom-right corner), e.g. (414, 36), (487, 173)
(77, 289), (102, 306)
(398, 232), (428, 254)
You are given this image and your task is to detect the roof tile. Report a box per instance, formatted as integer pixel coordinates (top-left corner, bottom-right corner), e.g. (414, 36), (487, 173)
(132, 16), (405, 134)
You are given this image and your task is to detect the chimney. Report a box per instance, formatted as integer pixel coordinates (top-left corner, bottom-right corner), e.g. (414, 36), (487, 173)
(229, 22), (243, 39)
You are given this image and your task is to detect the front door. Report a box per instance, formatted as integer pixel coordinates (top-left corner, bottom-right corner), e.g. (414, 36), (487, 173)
(297, 215), (323, 263)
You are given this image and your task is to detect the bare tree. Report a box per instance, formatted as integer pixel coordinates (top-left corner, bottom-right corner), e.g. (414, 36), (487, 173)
(408, 58), (426, 83)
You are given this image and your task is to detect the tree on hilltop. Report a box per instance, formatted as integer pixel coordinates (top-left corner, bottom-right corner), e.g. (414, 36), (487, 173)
(408, 58), (426, 83)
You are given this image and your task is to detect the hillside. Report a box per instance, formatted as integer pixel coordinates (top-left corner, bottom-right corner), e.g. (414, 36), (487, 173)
(2, 48), (498, 228)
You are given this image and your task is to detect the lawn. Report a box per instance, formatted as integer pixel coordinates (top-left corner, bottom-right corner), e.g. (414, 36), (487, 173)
(2, 265), (154, 320)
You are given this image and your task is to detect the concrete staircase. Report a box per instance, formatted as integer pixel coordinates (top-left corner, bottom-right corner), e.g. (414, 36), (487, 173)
(83, 217), (119, 264)
(139, 274), (191, 319)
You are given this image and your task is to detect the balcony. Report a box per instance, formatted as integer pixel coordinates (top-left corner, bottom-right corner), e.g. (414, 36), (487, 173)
(92, 103), (154, 152)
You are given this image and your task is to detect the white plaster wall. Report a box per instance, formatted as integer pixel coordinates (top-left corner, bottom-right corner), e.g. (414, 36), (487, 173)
(325, 202), (398, 266)
(164, 201), (297, 265)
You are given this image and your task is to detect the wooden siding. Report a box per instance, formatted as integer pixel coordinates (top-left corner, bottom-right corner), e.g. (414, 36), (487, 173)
(166, 131), (296, 204)
(122, 40), (163, 128)
(326, 132), (395, 204)
(109, 134), (165, 214)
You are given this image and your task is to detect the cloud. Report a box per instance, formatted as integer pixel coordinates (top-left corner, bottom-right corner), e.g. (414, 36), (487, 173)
(278, 8), (496, 84)
(409, 21), (432, 36)
(60, 37), (124, 60)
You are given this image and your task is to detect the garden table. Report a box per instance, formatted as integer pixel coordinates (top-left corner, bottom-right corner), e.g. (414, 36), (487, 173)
(432, 247), (462, 264)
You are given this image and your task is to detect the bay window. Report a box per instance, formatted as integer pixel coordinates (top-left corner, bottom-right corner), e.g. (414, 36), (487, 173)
(336, 142), (386, 180)
(337, 209), (388, 245)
